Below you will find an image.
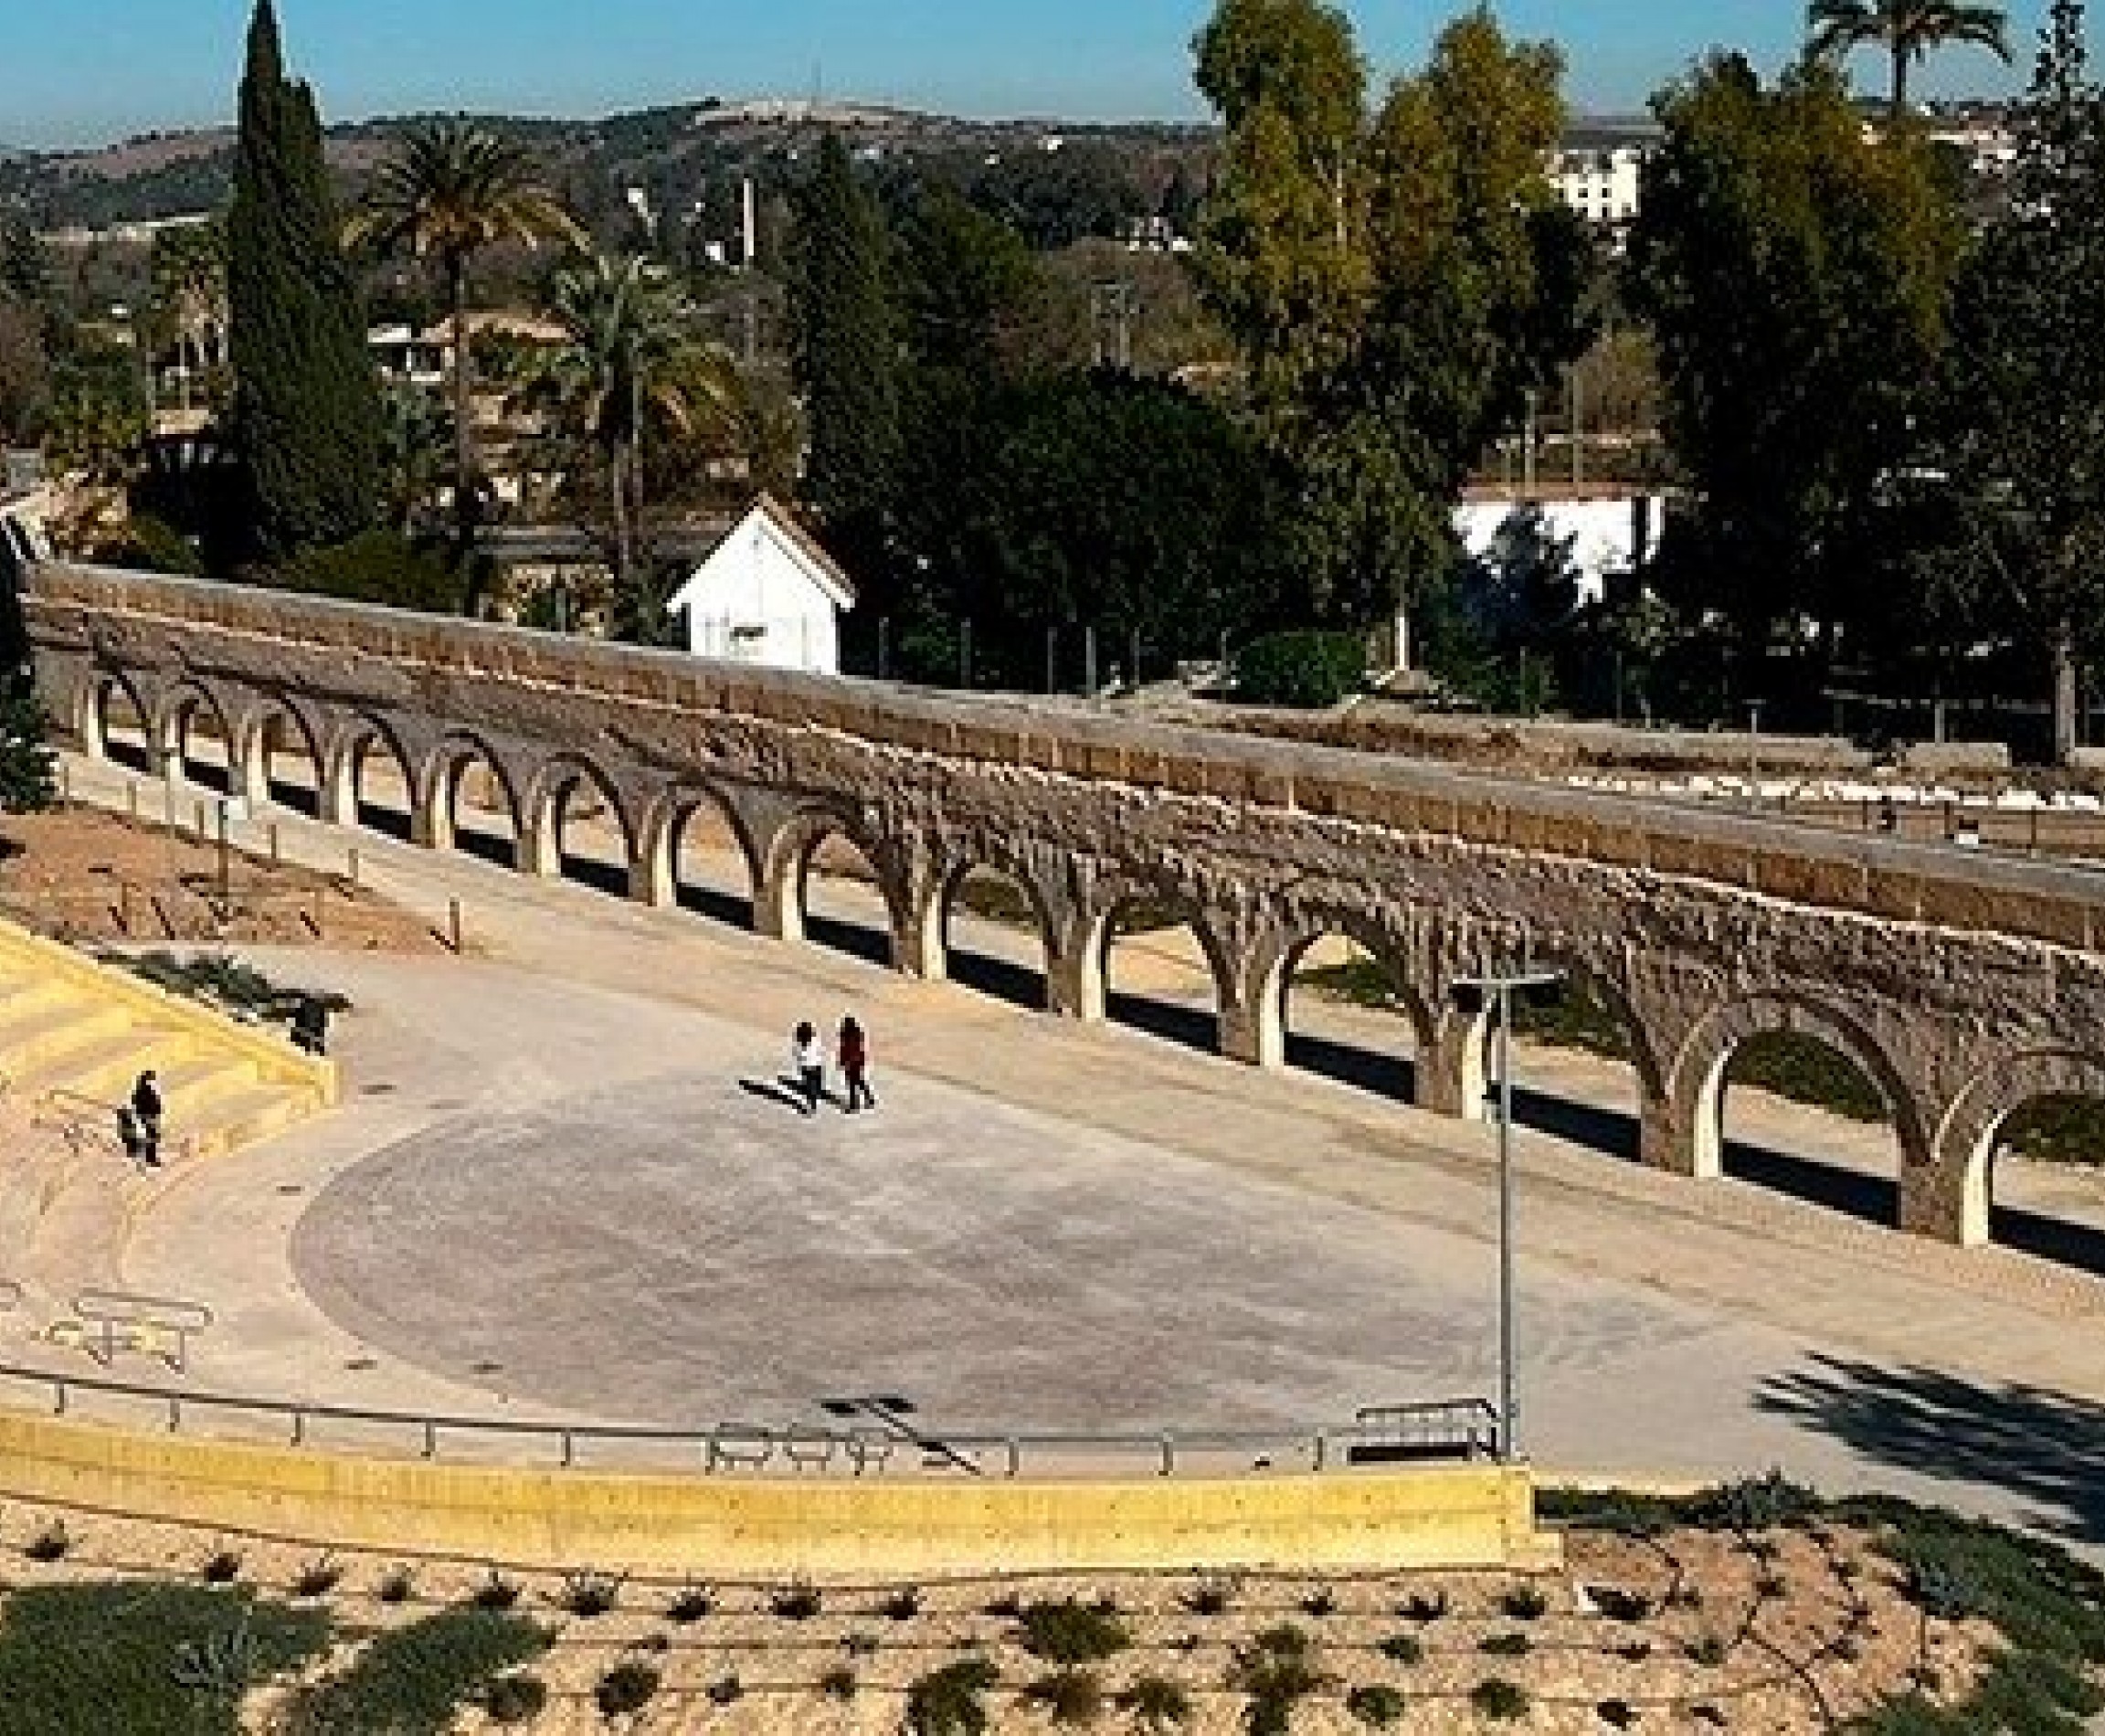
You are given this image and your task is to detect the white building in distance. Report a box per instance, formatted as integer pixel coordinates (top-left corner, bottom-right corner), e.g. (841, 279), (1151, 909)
(664, 495), (856, 675)
(1551, 144), (1645, 232)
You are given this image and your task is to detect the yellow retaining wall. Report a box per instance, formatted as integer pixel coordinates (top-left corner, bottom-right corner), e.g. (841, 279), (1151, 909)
(0, 916), (338, 1106)
(0, 1411), (1560, 1577)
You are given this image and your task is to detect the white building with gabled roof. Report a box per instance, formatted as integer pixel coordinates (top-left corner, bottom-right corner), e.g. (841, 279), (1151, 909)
(664, 494), (857, 675)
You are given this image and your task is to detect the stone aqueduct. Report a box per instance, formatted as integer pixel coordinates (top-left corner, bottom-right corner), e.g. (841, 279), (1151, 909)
(21, 562), (2105, 1248)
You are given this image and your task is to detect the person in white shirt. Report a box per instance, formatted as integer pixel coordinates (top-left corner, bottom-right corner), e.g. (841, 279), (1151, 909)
(790, 1021), (826, 1116)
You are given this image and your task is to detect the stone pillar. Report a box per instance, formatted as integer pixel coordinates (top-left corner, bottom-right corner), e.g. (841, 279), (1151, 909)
(410, 773), (453, 852)
(1046, 926), (1104, 1022)
(1418, 1003), (1489, 1121)
(238, 730), (271, 811)
(1638, 1089), (1699, 1176)
(516, 809), (561, 878)
(894, 893), (947, 981)
(755, 851), (804, 944)
(318, 750), (357, 828)
(1900, 1149), (1988, 1247)
(629, 834), (675, 908)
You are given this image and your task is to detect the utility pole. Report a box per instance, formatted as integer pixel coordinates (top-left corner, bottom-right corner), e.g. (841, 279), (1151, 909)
(1091, 281), (1135, 371)
(1522, 388), (1538, 497)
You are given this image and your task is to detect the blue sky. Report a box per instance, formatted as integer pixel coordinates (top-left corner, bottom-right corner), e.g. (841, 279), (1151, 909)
(3, 1), (2039, 150)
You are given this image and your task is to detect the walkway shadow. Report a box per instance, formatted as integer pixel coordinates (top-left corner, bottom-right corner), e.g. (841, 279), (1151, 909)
(357, 803), (413, 842)
(1285, 1032), (1414, 1103)
(676, 882), (751, 931)
(947, 947), (1047, 1013)
(1107, 990), (1215, 1056)
(1725, 1141), (1895, 1226)
(558, 853), (630, 899)
(1756, 1352), (2105, 1548)
(1511, 1086), (1641, 1161)
(805, 911), (893, 969)
(267, 778), (321, 820)
(1992, 1202), (2105, 1281)
(455, 827), (517, 869)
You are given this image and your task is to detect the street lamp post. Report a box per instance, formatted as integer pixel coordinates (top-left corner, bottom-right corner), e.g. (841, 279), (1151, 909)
(1745, 701), (1764, 813)
(1452, 965), (1563, 1464)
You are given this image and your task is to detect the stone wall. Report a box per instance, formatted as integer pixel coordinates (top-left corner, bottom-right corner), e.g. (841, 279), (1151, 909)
(25, 561), (2105, 1250)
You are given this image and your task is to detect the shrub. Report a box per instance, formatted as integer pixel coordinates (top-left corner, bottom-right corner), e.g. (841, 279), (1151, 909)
(595, 1661), (661, 1718)
(1697, 1469), (1823, 1534)
(470, 1570), (520, 1611)
(1597, 1698), (1639, 1730)
(771, 1579), (823, 1620)
(1590, 1584), (1653, 1623)
(376, 1566), (415, 1605)
(1025, 1668), (1105, 1727)
(1231, 1626), (1326, 1736)
(1501, 1583), (1549, 1620)
(93, 513), (206, 577)
(1471, 1678), (1530, 1721)
(820, 1665), (858, 1700)
(1233, 630), (1366, 709)
(286, 1608), (548, 1736)
(707, 1673), (744, 1705)
(1379, 1632), (1423, 1667)
(665, 1581), (713, 1624)
(1299, 1584), (1338, 1618)
(1018, 1598), (1129, 1665)
(1479, 1631), (1531, 1657)
(842, 1629), (881, 1657)
(1, 1583), (330, 1735)
(201, 1549), (242, 1585)
(906, 1656), (1000, 1736)
(483, 1673), (547, 1725)
(293, 1556), (342, 1599)
(280, 529), (470, 615)
(1118, 1674), (1195, 1733)
(1183, 1579), (1236, 1616)
(1346, 1682), (1408, 1727)
(1687, 1632), (1728, 1667)
(24, 1520), (69, 1562)
(1399, 1590), (1448, 1623)
(883, 1585), (924, 1621)
(556, 1569), (621, 1618)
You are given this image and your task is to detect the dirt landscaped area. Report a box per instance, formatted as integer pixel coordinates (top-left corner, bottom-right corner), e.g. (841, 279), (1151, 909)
(0, 1480), (2092, 1734)
(0, 805), (446, 955)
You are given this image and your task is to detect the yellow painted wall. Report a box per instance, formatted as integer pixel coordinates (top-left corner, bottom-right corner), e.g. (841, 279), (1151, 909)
(0, 1411), (1559, 1576)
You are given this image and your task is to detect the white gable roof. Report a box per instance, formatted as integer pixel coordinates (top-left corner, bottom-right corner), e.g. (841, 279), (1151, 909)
(665, 495), (857, 617)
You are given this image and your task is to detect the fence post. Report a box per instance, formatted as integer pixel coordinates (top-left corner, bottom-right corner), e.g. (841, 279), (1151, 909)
(448, 897), (462, 954)
(269, 822), (280, 866)
(347, 846), (360, 889)
(127, 779), (139, 820)
(194, 799), (206, 842)
(311, 886), (324, 938)
(118, 881), (132, 937)
(2031, 808), (2041, 855)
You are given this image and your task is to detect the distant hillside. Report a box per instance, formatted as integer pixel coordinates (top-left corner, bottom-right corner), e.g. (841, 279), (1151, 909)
(0, 99), (1215, 238)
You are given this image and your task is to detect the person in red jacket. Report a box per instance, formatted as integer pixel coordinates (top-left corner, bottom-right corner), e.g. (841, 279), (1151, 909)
(837, 1016), (876, 1114)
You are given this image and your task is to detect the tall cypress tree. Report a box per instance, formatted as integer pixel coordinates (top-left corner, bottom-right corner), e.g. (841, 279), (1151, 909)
(786, 133), (899, 574)
(227, 0), (378, 558)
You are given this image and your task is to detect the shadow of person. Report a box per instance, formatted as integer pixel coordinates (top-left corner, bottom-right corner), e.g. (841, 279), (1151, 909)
(1756, 1353), (2105, 1549)
(738, 1077), (809, 1115)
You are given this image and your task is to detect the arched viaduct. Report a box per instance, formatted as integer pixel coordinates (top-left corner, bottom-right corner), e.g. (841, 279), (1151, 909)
(21, 562), (2105, 1250)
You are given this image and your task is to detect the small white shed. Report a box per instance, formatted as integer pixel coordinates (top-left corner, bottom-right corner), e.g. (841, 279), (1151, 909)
(664, 494), (856, 674)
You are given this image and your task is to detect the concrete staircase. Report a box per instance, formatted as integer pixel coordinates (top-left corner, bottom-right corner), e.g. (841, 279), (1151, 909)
(0, 918), (337, 1301)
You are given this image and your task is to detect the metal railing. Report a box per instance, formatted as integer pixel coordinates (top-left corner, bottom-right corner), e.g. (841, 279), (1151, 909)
(57, 1290), (215, 1373)
(0, 1361), (1498, 1482)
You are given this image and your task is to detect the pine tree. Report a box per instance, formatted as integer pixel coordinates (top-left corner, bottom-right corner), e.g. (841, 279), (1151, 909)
(786, 134), (900, 574)
(0, 679), (56, 815)
(227, 0), (379, 558)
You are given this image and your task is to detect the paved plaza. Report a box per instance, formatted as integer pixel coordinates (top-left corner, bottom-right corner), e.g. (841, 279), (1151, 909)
(45, 755), (2105, 1560)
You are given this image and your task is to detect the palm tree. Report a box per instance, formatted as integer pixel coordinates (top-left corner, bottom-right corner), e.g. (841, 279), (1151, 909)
(1806, 0), (2012, 120)
(518, 253), (735, 630)
(151, 221), (228, 414)
(346, 120), (582, 559)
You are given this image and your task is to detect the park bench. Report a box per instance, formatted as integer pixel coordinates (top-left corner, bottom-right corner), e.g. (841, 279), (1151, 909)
(53, 1288), (214, 1373)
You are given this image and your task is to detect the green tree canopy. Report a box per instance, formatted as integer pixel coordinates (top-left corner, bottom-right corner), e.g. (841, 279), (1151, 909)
(1627, 52), (1965, 680)
(227, 0), (380, 558)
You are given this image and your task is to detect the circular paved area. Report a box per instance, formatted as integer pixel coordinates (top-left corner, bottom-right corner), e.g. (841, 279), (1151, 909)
(293, 1064), (1717, 1437)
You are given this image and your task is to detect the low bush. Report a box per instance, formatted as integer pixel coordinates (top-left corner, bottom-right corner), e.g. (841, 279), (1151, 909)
(771, 1579), (822, 1620)
(200, 1549), (242, 1585)
(23, 1520), (68, 1562)
(1018, 1598), (1129, 1665)
(1183, 1579), (1237, 1616)
(664, 1580), (713, 1624)
(1479, 1631), (1531, 1657)
(483, 1673), (546, 1725)
(293, 1556), (342, 1599)
(883, 1585), (924, 1621)
(376, 1566), (415, 1605)
(280, 529), (471, 616)
(820, 1665), (858, 1700)
(906, 1656), (1000, 1736)
(1231, 1626), (1327, 1736)
(706, 1673), (744, 1705)
(1687, 1632), (1728, 1667)
(556, 1569), (621, 1618)
(1399, 1590), (1449, 1622)
(469, 1569), (520, 1611)
(594, 1661), (661, 1719)
(1378, 1631), (1423, 1667)
(0, 1583), (330, 1736)
(1233, 630), (1367, 710)
(1299, 1584), (1338, 1618)
(1025, 1668), (1105, 1727)
(1118, 1674), (1195, 1733)
(1346, 1682), (1409, 1727)
(284, 1607), (547, 1736)
(1471, 1678), (1530, 1722)
(1501, 1583), (1550, 1620)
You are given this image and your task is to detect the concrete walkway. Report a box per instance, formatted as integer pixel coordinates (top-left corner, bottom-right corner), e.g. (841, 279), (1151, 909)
(42, 753), (2105, 1561)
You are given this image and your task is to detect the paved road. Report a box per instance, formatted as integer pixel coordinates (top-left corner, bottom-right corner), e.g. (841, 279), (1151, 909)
(51, 754), (2105, 1563)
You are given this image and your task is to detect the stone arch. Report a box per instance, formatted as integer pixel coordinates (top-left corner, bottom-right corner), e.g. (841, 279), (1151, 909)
(633, 780), (762, 920)
(757, 803), (907, 968)
(322, 712), (418, 835)
(1243, 914), (1433, 1096)
(1073, 879), (1241, 1058)
(926, 847), (1063, 1011)
(231, 694), (326, 812)
(77, 667), (153, 770)
(1932, 1049), (2105, 1250)
(519, 752), (637, 886)
(416, 732), (524, 865)
(1669, 990), (1930, 1189)
(151, 679), (238, 792)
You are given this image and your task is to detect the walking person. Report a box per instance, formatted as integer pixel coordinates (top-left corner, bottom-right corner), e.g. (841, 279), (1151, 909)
(790, 1021), (826, 1117)
(131, 1070), (164, 1168)
(838, 1015), (876, 1114)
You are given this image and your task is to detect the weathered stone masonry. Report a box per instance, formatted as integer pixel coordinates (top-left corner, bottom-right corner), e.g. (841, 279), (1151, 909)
(23, 561), (2105, 1248)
